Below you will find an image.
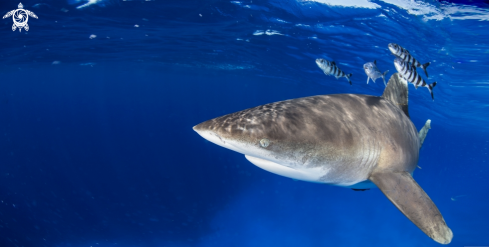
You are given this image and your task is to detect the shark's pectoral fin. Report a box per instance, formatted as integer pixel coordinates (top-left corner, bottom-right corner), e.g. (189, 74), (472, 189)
(369, 171), (452, 244)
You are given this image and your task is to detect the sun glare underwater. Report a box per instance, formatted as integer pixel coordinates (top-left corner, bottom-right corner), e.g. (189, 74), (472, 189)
(0, 0), (489, 246)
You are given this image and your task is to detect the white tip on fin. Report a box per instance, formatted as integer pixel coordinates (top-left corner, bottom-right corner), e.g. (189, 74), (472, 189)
(418, 119), (431, 148)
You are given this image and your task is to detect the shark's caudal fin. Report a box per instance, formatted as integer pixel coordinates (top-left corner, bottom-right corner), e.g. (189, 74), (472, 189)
(381, 73), (409, 118)
(418, 119), (431, 148)
(369, 171), (453, 244)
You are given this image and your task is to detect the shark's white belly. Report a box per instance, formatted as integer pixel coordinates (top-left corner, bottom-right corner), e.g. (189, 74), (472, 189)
(245, 155), (327, 182)
(245, 155), (376, 188)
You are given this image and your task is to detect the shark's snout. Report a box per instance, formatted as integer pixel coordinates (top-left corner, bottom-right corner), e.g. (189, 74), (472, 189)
(192, 124), (203, 134)
(192, 121), (210, 133)
(193, 122), (245, 154)
(193, 124), (223, 145)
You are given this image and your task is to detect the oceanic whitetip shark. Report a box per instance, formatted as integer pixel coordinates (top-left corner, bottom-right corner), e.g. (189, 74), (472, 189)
(193, 73), (452, 244)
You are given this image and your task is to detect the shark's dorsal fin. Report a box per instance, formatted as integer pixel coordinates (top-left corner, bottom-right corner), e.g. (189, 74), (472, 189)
(382, 73), (409, 118)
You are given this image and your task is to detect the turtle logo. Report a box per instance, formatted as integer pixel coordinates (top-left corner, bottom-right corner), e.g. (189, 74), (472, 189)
(3, 3), (38, 32)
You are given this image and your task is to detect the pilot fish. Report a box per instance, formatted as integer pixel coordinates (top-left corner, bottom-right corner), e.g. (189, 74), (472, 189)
(388, 43), (431, 77)
(394, 57), (437, 100)
(363, 60), (389, 86)
(315, 58), (352, 85)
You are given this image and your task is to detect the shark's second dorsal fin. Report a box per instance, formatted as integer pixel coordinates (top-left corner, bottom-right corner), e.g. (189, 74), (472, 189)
(382, 73), (409, 118)
(418, 119), (431, 149)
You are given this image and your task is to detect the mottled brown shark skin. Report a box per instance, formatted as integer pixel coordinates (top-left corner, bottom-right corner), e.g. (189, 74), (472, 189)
(193, 73), (452, 244)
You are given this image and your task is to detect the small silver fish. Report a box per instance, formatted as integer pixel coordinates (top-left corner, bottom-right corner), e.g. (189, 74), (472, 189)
(394, 57), (437, 100)
(363, 60), (389, 86)
(315, 58), (352, 85)
(388, 43), (431, 77)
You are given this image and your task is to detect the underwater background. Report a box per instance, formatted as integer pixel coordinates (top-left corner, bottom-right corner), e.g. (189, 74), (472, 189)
(1, 0), (488, 246)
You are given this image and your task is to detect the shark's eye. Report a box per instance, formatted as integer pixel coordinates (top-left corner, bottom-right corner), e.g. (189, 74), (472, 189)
(259, 138), (270, 148)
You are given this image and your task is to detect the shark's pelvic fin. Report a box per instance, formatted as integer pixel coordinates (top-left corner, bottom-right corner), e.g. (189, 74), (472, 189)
(369, 171), (452, 244)
(382, 73), (409, 118)
(418, 119), (431, 148)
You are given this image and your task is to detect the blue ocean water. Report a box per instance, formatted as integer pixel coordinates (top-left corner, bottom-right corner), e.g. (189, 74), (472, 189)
(0, 0), (488, 246)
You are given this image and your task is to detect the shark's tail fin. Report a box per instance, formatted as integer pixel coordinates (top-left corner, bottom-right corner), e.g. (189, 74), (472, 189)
(418, 119), (431, 148)
(382, 73), (409, 118)
(421, 62), (431, 77)
(346, 73), (352, 85)
(382, 70), (389, 86)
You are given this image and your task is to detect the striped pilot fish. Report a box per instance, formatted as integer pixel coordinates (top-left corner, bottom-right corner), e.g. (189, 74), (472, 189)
(394, 57), (437, 100)
(363, 60), (389, 86)
(388, 43), (431, 77)
(315, 58), (352, 85)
